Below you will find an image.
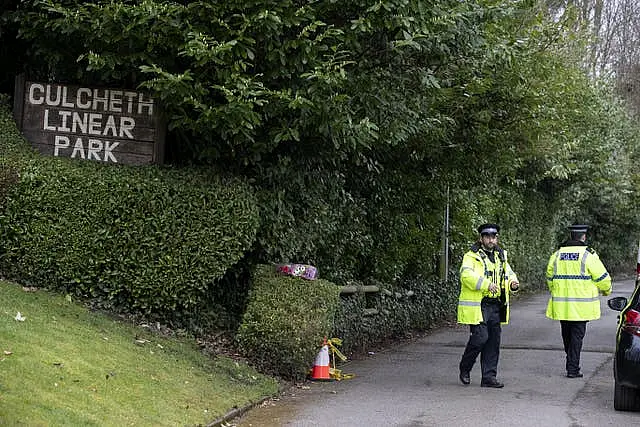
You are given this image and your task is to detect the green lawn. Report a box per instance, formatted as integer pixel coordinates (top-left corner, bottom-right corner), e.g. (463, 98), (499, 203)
(0, 280), (279, 426)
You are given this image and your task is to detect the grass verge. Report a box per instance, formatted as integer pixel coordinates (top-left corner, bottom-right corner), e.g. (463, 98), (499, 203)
(0, 280), (280, 426)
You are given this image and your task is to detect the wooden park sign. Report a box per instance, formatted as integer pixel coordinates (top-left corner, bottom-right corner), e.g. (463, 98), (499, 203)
(13, 75), (165, 165)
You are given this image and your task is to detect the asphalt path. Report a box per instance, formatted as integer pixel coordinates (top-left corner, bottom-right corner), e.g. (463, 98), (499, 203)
(234, 278), (640, 427)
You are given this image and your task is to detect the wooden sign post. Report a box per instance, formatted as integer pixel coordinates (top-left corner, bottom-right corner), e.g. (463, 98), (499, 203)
(13, 75), (165, 165)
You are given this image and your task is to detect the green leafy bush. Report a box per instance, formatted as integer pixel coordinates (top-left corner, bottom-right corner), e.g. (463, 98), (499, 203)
(236, 265), (340, 380)
(0, 106), (259, 324)
(253, 162), (373, 284)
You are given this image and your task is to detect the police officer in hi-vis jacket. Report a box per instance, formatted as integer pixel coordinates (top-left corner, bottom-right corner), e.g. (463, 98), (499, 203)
(546, 224), (612, 378)
(458, 223), (520, 388)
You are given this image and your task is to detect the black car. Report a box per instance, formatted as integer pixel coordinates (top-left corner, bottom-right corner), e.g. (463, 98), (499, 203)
(608, 287), (640, 411)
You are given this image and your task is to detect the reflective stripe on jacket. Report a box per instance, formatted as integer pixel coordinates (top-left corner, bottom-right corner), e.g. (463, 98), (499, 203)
(545, 245), (612, 321)
(457, 246), (518, 325)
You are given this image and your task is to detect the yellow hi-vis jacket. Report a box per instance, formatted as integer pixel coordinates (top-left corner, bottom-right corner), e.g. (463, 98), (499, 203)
(546, 244), (612, 321)
(457, 245), (519, 325)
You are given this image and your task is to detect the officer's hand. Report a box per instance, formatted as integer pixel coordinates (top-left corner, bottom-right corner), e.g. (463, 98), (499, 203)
(488, 282), (498, 294)
(510, 281), (519, 292)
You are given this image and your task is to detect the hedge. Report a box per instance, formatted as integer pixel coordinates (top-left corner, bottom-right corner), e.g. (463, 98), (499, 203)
(236, 265), (341, 380)
(0, 105), (260, 325)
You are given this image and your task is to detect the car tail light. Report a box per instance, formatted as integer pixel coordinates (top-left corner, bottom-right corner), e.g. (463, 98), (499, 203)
(622, 309), (640, 336)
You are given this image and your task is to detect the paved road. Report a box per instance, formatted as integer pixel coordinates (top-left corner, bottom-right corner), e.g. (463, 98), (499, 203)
(234, 278), (640, 427)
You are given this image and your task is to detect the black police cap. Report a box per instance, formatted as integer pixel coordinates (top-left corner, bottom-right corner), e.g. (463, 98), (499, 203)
(569, 224), (589, 233)
(477, 223), (500, 235)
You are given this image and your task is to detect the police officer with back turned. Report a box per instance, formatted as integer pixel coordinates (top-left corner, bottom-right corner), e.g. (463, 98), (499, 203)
(458, 223), (520, 388)
(546, 224), (612, 378)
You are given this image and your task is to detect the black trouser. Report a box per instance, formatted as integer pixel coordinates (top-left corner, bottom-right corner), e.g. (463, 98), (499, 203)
(560, 320), (587, 375)
(459, 298), (502, 382)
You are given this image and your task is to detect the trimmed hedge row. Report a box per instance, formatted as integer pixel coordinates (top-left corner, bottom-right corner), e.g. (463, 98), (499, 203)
(236, 265), (341, 380)
(0, 107), (259, 325)
(235, 266), (460, 380)
(333, 275), (459, 356)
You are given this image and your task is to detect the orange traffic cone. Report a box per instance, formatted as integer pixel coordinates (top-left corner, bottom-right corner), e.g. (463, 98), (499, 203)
(309, 338), (332, 381)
